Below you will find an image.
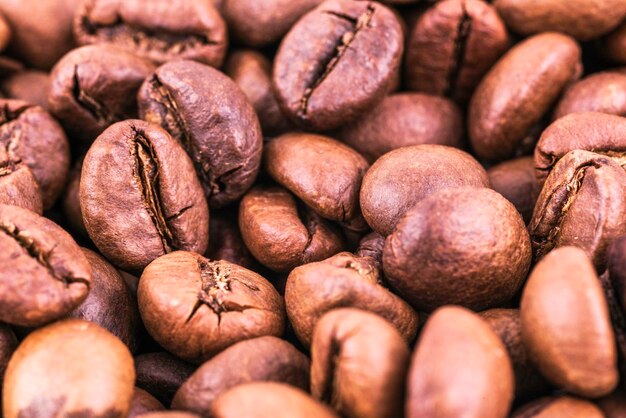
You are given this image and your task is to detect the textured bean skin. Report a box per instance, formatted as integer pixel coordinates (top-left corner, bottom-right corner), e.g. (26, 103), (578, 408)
(511, 397), (605, 418)
(554, 72), (626, 119)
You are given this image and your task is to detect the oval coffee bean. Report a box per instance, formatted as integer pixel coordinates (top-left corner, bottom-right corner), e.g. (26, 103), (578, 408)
(603, 20), (626, 64)
(273, 0), (404, 130)
(138, 60), (263, 207)
(239, 185), (344, 272)
(80, 120), (209, 272)
(360, 144), (489, 236)
(0, 70), (50, 110)
(469, 32), (581, 162)
(487, 156), (539, 224)
(0, 162), (42, 214)
(407, 306), (514, 418)
(74, 0), (228, 67)
(529, 150), (626, 270)
(521, 246), (618, 397)
(554, 72), (626, 119)
(135, 352), (196, 406)
(336, 93), (463, 163)
(511, 396), (605, 418)
(384, 187), (531, 312)
(172, 336), (310, 415)
(3, 319), (135, 418)
(138, 251), (285, 364)
(128, 388), (165, 418)
(0, 204), (91, 327)
(207, 209), (260, 271)
(311, 308), (409, 418)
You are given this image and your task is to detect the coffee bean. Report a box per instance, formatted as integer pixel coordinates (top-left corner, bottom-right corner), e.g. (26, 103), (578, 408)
(138, 251), (285, 363)
(488, 156), (539, 224)
(360, 144), (489, 236)
(207, 209), (261, 271)
(598, 386), (626, 418)
(0, 70), (50, 110)
(80, 120), (209, 272)
(74, 0), (227, 67)
(141, 413), (200, 418)
(511, 396), (605, 418)
(273, 0), (404, 130)
(602, 20), (626, 64)
(61, 157), (88, 239)
(2, 319), (135, 418)
(172, 336), (310, 415)
(0, 323), (17, 399)
(128, 388), (165, 418)
(521, 246), (618, 397)
(407, 306), (514, 418)
(554, 72), (626, 119)
(135, 352), (196, 406)
(0, 160), (42, 214)
(0, 204), (91, 327)
(138, 59), (263, 207)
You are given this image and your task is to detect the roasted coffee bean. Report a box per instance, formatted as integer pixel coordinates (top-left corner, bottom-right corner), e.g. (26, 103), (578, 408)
(135, 352), (196, 406)
(172, 336), (310, 416)
(285, 250), (418, 347)
(554, 72), (626, 119)
(0, 10), (9, 52)
(384, 187), (531, 312)
(69, 248), (139, 352)
(211, 382), (339, 418)
(603, 20), (626, 64)
(273, 0), (404, 130)
(0, 160), (42, 214)
(74, 0), (228, 67)
(48, 45), (156, 143)
(469, 32), (582, 162)
(239, 185), (344, 272)
(80, 120), (209, 272)
(141, 413), (200, 418)
(529, 150), (626, 270)
(0, 323), (17, 402)
(207, 209), (260, 271)
(511, 396), (605, 418)
(222, 0), (322, 47)
(61, 157), (88, 238)
(404, 0), (509, 104)
(534, 112), (626, 186)
(0, 70), (49, 110)
(336, 93), (463, 163)
(521, 246), (618, 397)
(487, 156), (539, 224)
(128, 388), (165, 418)
(138, 60), (263, 207)
(360, 144), (489, 236)
(224, 50), (293, 136)
(493, 0), (626, 41)
(598, 386), (626, 417)
(311, 308), (409, 418)
(138, 251), (285, 364)
(407, 306), (514, 418)
(2, 319), (135, 418)
(0, 204), (91, 327)
(0, 99), (70, 209)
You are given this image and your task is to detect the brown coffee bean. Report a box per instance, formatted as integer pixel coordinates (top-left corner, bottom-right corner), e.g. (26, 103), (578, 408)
(521, 246), (618, 397)
(138, 60), (263, 208)
(487, 156), (539, 224)
(48, 44), (156, 143)
(534, 112), (626, 186)
(0, 204), (91, 327)
(273, 0), (404, 130)
(336, 93), (463, 163)
(61, 157), (88, 238)
(0, 11), (9, 52)
(141, 413), (200, 418)
(0, 70), (49, 110)
(529, 150), (626, 270)
(0, 99), (70, 209)
(207, 209), (260, 271)
(311, 308), (409, 418)
(3, 319), (135, 418)
(138, 251), (285, 364)
(135, 352), (196, 406)
(0, 323), (17, 398)
(128, 388), (165, 418)
(285, 251), (418, 347)
(384, 187), (531, 311)
(80, 120), (209, 272)
(265, 133), (369, 222)
(407, 306), (514, 418)
(74, 0), (228, 67)
(0, 162), (42, 214)
(603, 20), (626, 64)
(405, 0), (509, 104)
(222, 0), (323, 47)
(360, 144), (490, 236)
(554, 72), (626, 119)
(224, 50), (293, 136)
(493, 0), (626, 41)
(469, 32), (582, 162)
(172, 336), (310, 416)
(511, 396), (605, 418)
(211, 382), (339, 418)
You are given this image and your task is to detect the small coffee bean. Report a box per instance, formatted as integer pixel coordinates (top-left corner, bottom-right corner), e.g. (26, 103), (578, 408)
(554, 72), (626, 119)
(135, 352), (196, 406)
(2, 319), (135, 418)
(0, 70), (49, 110)
(128, 388), (165, 418)
(207, 209), (260, 271)
(521, 246), (618, 397)
(0, 162), (42, 214)
(487, 156), (539, 224)
(511, 396), (605, 418)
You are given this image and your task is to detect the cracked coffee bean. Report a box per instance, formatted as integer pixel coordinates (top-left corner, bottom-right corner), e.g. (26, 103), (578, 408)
(554, 71), (626, 119)
(404, 0), (510, 104)
(138, 59), (263, 208)
(138, 251), (285, 364)
(273, 0), (404, 130)
(487, 156), (539, 224)
(80, 120), (209, 272)
(511, 396), (605, 418)
(135, 352), (196, 406)
(172, 336), (310, 416)
(239, 185), (344, 273)
(3, 319), (135, 418)
(48, 44), (156, 144)
(0, 157), (42, 214)
(74, 0), (228, 67)
(0, 204), (91, 327)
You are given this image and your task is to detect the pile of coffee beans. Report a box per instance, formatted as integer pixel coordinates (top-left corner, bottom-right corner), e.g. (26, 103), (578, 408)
(3, 0), (626, 417)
